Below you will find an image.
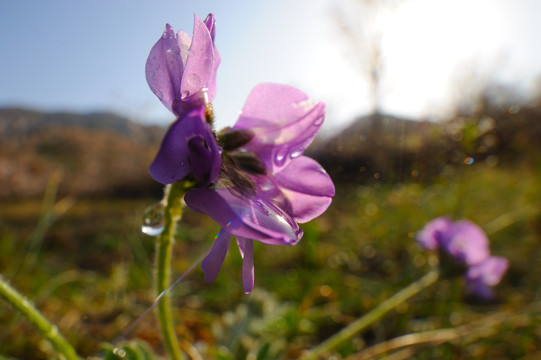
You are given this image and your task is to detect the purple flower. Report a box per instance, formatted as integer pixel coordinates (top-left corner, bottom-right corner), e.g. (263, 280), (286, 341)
(147, 14), (221, 185)
(185, 84), (335, 293)
(416, 217), (508, 298)
(146, 14), (220, 116)
(146, 15), (334, 293)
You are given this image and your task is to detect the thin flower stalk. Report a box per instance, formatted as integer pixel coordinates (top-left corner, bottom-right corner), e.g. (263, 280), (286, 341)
(155, 182), (187, 360)
(300, 269), (439, 360)
(0, 275), (80, 360)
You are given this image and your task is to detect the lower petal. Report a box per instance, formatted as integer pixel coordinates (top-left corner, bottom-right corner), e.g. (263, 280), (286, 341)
(237, 237), (254, 294)
(201, 230), (233, 284)
(274, 156), (335, 223)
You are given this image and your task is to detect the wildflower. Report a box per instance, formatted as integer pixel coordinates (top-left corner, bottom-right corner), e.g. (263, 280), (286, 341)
(146, 14), (221, 185)
(185, 84), (335, 293)
(416, 217), (508, 298)
(147, 14), (334, 293)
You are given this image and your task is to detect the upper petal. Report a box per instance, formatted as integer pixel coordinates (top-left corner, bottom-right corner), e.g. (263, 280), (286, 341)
(185, 184), (303, 246)
(203, 13), (216, 42)
(149, 107), (220, 184)
(146, 24), (191, 113)
(234, 83), (325, 172)
(273, 156), (335, 223)
(180, 14), (215, 102)
(416, 216), (453, 251)
(442, 221), (490, 266)
(202, 13), (220, 100)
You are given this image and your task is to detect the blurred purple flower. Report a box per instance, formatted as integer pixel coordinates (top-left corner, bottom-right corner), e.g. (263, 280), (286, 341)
(440, 220), (490, 266)
(185, 84), (335, 293)
(416, 217), (508, 298)
(146, 14), (221, 185)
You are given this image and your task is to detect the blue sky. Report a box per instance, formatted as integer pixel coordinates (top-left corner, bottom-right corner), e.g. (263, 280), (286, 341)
(1, 0), (540, 133)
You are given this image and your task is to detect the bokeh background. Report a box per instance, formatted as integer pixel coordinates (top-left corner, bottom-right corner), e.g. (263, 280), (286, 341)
(2, 0), (541, 359)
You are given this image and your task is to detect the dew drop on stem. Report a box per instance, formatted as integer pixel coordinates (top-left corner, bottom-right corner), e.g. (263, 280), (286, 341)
(141, 202), (165, 236)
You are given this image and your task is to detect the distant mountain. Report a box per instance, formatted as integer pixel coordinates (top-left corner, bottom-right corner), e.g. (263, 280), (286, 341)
(1, 100), (539, 199)
(0, 107), (166, 199)
(0, 107), (164, 143)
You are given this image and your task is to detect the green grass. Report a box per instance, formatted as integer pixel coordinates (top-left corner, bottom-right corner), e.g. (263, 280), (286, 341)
(1, 161), (540, 359)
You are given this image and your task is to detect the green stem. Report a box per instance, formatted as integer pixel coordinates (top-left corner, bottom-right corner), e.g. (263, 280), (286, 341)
(0, 275), (80, 360)
(155, 182), (186, 360)
(300, 269), (439, 360)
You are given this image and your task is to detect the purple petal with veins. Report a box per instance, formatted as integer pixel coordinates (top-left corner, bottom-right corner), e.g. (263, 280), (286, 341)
(234, 83), (325, 173)
(185, 184), (303, 246)
(273, 156), (335, 223)
(180, 14), (215, 102)
(145, 24), (189, 113)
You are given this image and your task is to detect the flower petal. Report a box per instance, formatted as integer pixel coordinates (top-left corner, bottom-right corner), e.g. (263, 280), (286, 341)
(181, 14), (215, 101)
(201, 230), (232, 284)
(149, 107), (220, 184)
(203, 13), (216, 41)
(201, 13), (219, 101)
(466, 256), (509, 298)
(234, 83), (325, 172)
(442, 221), (490, 266)
(145, 24), (190, 113)
(185, 184), (303, 245)
(237, 237), (255, 294)
(187, 133), (221, 182)
(273, 156), (335, 223)
(416, 216), (453, 250)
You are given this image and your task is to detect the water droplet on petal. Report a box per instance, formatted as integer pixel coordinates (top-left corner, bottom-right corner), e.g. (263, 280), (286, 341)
(181, 90), (191, 98)
(290, 147), (304, 159)
(141, 202), (165, 236)
(168, 44), (181, 55)
(313, 116), (324, 126)
(260, 178), (273, 191)
(254, 201), (270, 215)
(274, 147), (289, 167)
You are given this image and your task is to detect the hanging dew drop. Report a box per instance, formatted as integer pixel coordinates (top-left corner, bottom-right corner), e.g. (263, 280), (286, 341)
(141, 202), (165, 236)
(290, 147), (303, 159)
(274, 147), (289, 167)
